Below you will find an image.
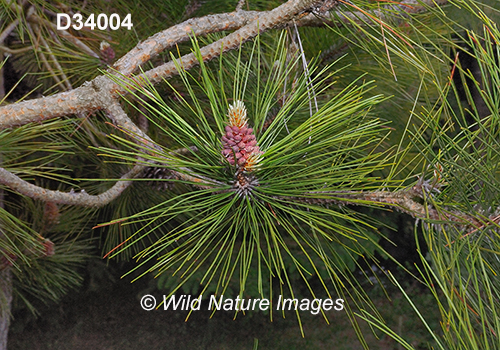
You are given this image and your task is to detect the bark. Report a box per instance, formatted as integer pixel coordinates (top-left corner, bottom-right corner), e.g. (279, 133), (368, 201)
(0, 269), (12, 350)
(0, 0), (449, 130)
(0, 155), (10, 350)
(0, 25), (11, 350)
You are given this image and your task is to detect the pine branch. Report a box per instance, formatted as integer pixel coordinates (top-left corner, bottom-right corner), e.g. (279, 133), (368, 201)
(0, 0), (449, 129)
(0, 1), (312, 128)
(296, 0), (449, 27)
(113, 10), (263, 77)
(283, 184), (497, 235)
(0, 165), (142, 207)
(0, 0), (322, 206)
(0, 0), (449, 208)
(0, 18), (19, 45)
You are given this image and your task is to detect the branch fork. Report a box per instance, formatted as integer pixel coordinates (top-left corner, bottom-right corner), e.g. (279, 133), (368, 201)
(0, 0), (448, 210)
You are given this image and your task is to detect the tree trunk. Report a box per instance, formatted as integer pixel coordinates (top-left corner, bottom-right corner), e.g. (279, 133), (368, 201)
(0, 137), (10, 350)
(0, 268), (12, 350)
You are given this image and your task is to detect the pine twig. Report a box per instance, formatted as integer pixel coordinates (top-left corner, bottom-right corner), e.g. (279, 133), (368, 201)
(0, 0), (451, 207)
(296, 0), (449, 27)
(0, 19), (19, 44)
(282, 186), (495, 235)
(0, 0), (448, 130)
(0, 0), (319, 130)
(236, 0), (246, 11)
(0, 0), (324, 206)
(112, 10), (261, 76)
(0, 165), (143, 207)
(142, 0), (323, 85)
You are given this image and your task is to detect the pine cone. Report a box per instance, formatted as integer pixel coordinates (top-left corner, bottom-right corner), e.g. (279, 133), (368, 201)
(43, 202), (60, 227)
(221, 101), (262, 197)
(221, 101), (261, 172)
(143, 165), (176, 191)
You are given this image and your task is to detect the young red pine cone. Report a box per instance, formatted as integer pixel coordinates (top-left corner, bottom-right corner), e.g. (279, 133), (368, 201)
(42, 239), (55, 257)
(221, 101), (261, 172)
(100, 40), (115, 64)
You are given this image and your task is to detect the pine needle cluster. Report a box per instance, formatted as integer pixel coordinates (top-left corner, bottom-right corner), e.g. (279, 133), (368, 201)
(98, 31), (394, 335)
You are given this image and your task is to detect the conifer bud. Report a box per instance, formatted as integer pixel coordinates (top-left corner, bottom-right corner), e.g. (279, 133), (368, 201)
(42, 239), (55, 257)
(100, 40), (115, 64)
(44, 202), (60, 227)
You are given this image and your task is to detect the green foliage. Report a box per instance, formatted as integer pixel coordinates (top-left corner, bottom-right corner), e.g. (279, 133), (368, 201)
(3, 0), (500, 348)
(12, 236), (90, 316)
(0, 207), (44, 271)
(0, 119), (77, 181)
(408, 16), (500, 350)
(344, 0), (500, 348)
(0, 115), (94, 314)
(97, 31), (396, 339)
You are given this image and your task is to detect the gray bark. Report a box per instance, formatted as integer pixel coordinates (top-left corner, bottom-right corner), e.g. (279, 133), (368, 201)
(0, 179), (11, 350)
(0, 268), (12, 350)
